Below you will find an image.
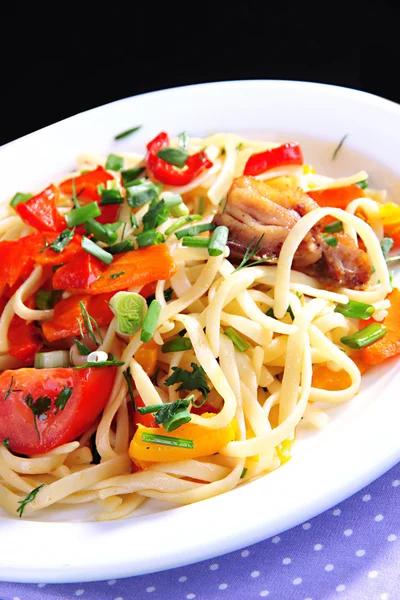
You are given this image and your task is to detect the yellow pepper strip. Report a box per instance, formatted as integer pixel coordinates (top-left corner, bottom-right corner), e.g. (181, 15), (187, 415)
(129, 419), (235, 464)
(302, 165), (316, 174)
(276, 438), (294, 465)
(379, 203), (400, 226)
(134, 340), (158, 376)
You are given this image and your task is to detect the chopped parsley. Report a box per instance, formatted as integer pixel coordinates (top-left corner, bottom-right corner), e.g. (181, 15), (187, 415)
(17, 484), (45, 518)
(165, 362), (210, 406)
(55, 386), (73, 412)
(24, 394), (52, 440)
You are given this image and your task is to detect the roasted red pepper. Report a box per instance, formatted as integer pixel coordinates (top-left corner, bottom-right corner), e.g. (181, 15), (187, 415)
(15, 184), (66, 232)
(244, 142), (303, 177)
(146, 132), (213, 186)
(8, 297), (43, 364)
(59, 166), (113, 201)
(52, 251), (104, 292)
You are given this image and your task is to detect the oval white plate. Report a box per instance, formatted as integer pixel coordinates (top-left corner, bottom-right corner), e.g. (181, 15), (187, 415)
(1, 80), (400, 583)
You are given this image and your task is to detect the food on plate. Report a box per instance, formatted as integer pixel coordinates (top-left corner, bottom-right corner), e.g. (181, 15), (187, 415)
(0, 130), (398, 521)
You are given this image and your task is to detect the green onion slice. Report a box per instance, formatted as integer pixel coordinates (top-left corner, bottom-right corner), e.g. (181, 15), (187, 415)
(322, 234), (338, 247)
(161, 337), (193, 353)
(178, 131), (189, 151)
(114, 125), (141, 141)
(164, 214), (202, 236)
(126, 180), (160, 209)
(208, 225), (229, 256)
(163, 194), (183, 209)
(82, 237), (113, 264)
(121, 167), (146, 186)
(224, 327), (249, 352)
(136, 230), (165, 248)
(340, 323), (387, 349)
(35, 290), (61, 310)
(10, 192), (32, 207)
(156, 148), (188, 168)
(169, 202), (189, 218)
(105, 154), (124, 171)
(66, 203), (101, 227)
(100, 189), (124, 206)
(323, 220), (343, 233)
(85, 220), (118, 245)
(110, 291), (147, 335)
(141, 431), (194, 449)
(34, 350), (70, 369)
(175, 223), (215, 240)
(335, 300), (375, 320)
(181, 237), (209, 248)
(141, 300), (161, 342)
(105, 240), (135, 254)
(381, 237), (394, 259)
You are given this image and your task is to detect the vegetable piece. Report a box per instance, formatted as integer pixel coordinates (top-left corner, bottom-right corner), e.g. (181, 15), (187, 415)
(109, 291), (147, 335)
(323, 220), (343, 233)
(0, 366), (116, 455)
(165, 362), (210, 402)
(312, 364), (353, 391)
(138, 396), (193, 432)
(170, 202), (189, 217)
(8, 315), (43, 365)
(208, 225), (228, 256)
(15, 184), (66, 232)
(244, 142), (303, 176)
(164, 214), (202, 236)
(99, 189), (124, 205)
(35, 289), (62, 310)
(341, 323), (387, 349)
(34, 350), (70, 369)
(42, 293), (114, 342)
(105, 240), (135, 255)
(17, 484), (44, 518)
(74, 339), (92, 356)
(142, 199), (169, 231)
(114, 125), (141, 141)
(146, 132), (213, 186)
(129, 419), (235, 463)
(175, 223), (216, 239)
(121, 167), (146, 186)
(126, 180), (160, 209)
(322, 235), (338, 247)
(161, 337), (193, 353)
(163, 194), (183, 209)
(60, 166), (114, 202)
(332, 134), (348, 160)
(308, 184), (365, 209)
(123, 367), (136, 411)
(84, 219), (118, 245)
(181, 237), (209, 248)
(34, 232), (82, 266)
(10, 192), (32, 207)
(362, 289), (400, 364)
(133, 394), (156, 428)
(178, 131), (189, 151)
(136, 230), (165, 247)
(141, 300), (161, 342)
(224, 327), (249, 352)
(82, 237), (113, 265)
(134, 340), (158, 376)
(50, 228), (75, 253)
(381, 236), (394, 258)
(334, 300), (375, 320)
(142, 431), (193, 447)
(357, 179), (368, 189)
(52, 251), (104, 292)
(105, 154), (124, 171)
(156, 148), (189, 168)
(78, 301), (103, 345)
(144, 286), (173, 305)
(66, 203), (101, 228)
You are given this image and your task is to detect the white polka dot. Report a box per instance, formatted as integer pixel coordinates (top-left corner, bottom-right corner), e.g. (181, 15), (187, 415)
(336, 584), (346, 592)
(37, 583), (46, 588)
(381, 594), (389, 600)
(362, 494), (371, 501)
(324, 564), (334, 572)
(272, 535), (281, 543)
(186, 595), (196, 600)
(179, 576), (187, 582)
(218, 583), (228, 590)
(251, 570), (260, 578)
(259, 592), (269, 598)
(332, 508), (341, 516)
(146, 587), (155, 593)
(293, 578), (302, 585)
(304, 598), (313, 600)
(392, 479), (400, 487)
(375, 514), (384, 522)
(107, 580), (117, 586)
(13, 597), (21, 600)
(282, 557), (291, 565)
(388, 534), (397, 542)
(209, 563), (219, 571)
(344, 528), (353, 536)
(114, 597), (123, 600)
(355, 549), (366, 557)
(314, 543), (323, 551)
(302, 522), (311, 530)
(368, 570), (378, 579)
(75, 591), (84, 597)
(241, 549), (250, 557)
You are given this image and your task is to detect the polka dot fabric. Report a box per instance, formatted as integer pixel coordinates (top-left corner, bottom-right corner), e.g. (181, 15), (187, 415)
(1, 463), (399, 600)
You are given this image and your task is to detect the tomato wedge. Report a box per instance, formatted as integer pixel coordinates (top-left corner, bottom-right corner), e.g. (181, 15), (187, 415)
(0, 366), (116, 455)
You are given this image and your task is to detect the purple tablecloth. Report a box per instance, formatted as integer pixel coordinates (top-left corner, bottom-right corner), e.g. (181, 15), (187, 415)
(1, 463), (399, 600)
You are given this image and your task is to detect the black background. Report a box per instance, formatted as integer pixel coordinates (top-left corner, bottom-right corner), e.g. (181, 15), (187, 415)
(1, 3), (398, 147)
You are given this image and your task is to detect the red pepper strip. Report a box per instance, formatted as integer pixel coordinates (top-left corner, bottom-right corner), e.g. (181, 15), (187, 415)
(0, 236), (43, 291)
(191, 403), (219, 416)
(133, 395), (157, 428)
(52, 252), (104, 292)
(308, 184), (365, 210)
(146, 132), (213, 186)
(59, 166), (113, 201)
(8, 297), (43, 364)
(15, 184), (66, 232)
(34, 233), (82, 266)
(244, 142), (303, 177)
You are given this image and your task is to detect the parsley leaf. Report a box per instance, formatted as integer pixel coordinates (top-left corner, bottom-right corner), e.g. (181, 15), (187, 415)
(17, 484), (45, 518)
(24, 394), (52, 440)
(50, 228), (75, 253)
(55, 386), (73, 412)
(165, 362), (210, 405)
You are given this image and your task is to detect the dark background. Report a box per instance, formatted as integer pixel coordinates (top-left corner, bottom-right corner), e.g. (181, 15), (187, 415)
(1, 3), (398, 147)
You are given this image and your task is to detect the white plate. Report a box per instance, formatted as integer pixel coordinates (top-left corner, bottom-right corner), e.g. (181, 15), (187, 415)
(1, 80), (400, 583)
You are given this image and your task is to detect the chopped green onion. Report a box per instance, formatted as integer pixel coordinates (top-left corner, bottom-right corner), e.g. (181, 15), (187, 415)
(170, 202), (189, 217)
(322, 234), (338, 247)
(335, 300), (375, 320)
(356, 179), (368, 189)
(175, 223), (215, 240)
(340, 323), (387, 349)
(142, 431), (194, 449)
(163, 194), (183, 209)
(236, 142), (244, 151)
(34, 350), (70, 369)
(181, 237), (209, 248)
(121, 166), (146, 186)
(224, 327), (249, 352)
(141, 300), (161, 342)
(66, 202), (101, 227)
(178, 131), (189, 151)
(208, 225), (229, 256)
(82, 237), (113, 264)
(114, 125), (141, 140)
(164, 214), (202, 236)
(332, 134), (348, 160)
(323, 220), (343, 234)
(74, 339), (92, 355)
(10, 192), (32, 207)
(130, 213), (139, 230)
(156, 148), (188, 168)
(34, 289), (61, 310)
(142, 199), (169, 231)
(85, 220), (118, 245)
(100, 189), (124, 205)
(104, 240), (135, 254)
(109, 291), (146, 335)
(381, 237), (394, 259)
(110, 271), (125, 279)
(161, 337), (193, 353)
(240, 467), (248, 479)
(50, 228), (75, 253)
(126, 180), (160, 209)
(105, 154), (124, 171)
(136, 230), (165, 248)
(198, 196), (205, 215)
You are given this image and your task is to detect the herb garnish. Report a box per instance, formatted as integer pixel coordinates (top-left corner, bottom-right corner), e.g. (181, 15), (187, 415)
(156, 148), (188, 168)
(2, 438), (10, 448)
(74, 339), (92, 356)
(165, 362), (210, 406)
(78, 301), (103, 346)
(332, 134), (348, 160)
(137, 395), (194, 432)
(150, 368), (160, 386)
(110, 271), (125, 279)
(50, 227), (75, 253)
(4, 376), (22, 401)
(234, 234), (275, 271)
(114, 125), (142, 141)
(123, 367), (136, 411)
(17, 484), (45, 518)
(142, 199), (169, 231)
(55, 386), (73, 412)
(24, 394), (52, 439)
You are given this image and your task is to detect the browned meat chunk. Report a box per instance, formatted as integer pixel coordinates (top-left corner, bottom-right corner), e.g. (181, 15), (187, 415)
(213, 176), (372, 289)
